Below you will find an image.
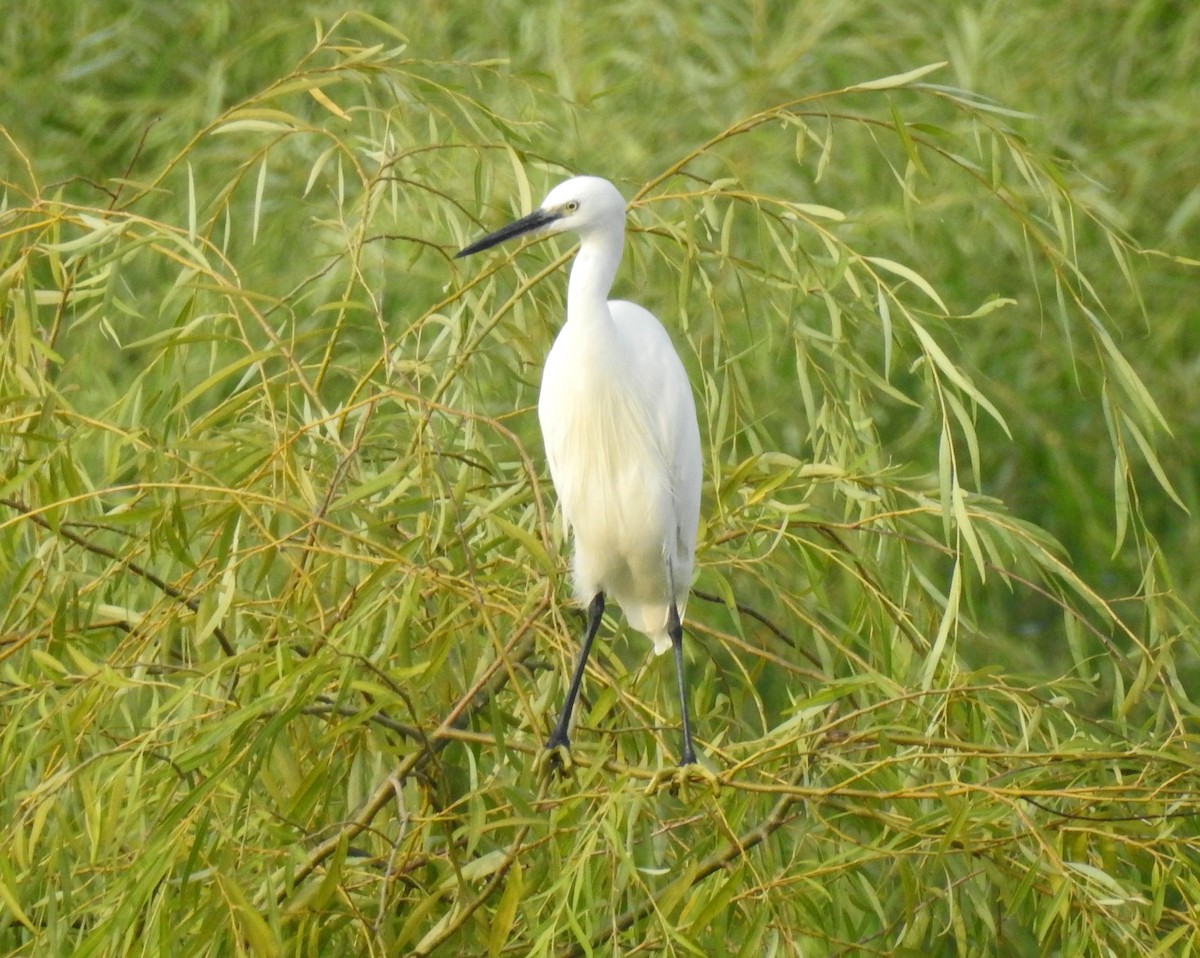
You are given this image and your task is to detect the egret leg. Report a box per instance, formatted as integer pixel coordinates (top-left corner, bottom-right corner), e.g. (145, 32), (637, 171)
(668, 601), (697, 766)
(545, 591), (605, 755)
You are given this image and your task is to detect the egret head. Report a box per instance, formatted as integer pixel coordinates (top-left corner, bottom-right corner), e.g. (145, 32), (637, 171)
(456, 175), (626, 258)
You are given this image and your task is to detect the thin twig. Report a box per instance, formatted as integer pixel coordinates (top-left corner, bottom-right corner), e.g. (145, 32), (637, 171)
(0, 496), (236, 656)
(552, 763), (810, 958)
(272, 594), (549, 904)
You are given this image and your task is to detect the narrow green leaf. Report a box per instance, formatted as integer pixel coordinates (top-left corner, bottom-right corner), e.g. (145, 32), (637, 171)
(489, 861), (523, 958)
(253, 157), (268, 244)
(850, 61), (947, 91)
(865, 255), (948, 312)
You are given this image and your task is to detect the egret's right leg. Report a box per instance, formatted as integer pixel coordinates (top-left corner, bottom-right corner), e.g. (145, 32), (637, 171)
(645, 600), (720, 796)
(667, 600), (697, 766)
(542, 592), (605, 771)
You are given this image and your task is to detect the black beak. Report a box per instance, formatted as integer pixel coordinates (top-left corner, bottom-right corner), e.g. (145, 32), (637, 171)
(456, 208), (561, 258)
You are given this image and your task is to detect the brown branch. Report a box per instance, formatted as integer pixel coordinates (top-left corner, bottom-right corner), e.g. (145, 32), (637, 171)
(552, 764), (809, 958)
(0, 497), (235, 656)
(271, 593), (549, 905)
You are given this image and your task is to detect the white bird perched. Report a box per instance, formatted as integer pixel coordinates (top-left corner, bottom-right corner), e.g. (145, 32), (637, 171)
(456, 176), (703, 770)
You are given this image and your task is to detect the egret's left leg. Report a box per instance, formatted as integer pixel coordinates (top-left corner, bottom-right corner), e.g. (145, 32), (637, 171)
(537, 592), (605, 778)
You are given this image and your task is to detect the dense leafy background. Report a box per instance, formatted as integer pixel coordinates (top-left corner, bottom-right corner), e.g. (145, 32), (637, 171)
(2, 2), (1197, 955)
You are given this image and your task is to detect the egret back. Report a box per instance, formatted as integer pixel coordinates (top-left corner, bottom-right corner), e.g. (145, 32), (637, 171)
(538, 299), (701, 653)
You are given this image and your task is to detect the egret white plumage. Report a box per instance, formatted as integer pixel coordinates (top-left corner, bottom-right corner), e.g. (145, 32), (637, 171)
(456, 176), (703, 769)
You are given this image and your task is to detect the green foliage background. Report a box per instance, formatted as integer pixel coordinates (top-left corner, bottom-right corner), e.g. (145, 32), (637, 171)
(2, 1), (1198, 955)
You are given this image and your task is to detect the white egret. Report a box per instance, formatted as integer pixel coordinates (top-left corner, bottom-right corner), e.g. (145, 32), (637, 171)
(456, 176), (703, 770)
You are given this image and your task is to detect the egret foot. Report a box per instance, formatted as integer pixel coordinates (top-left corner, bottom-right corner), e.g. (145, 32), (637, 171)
(645, 760), (720, 798)
(535, 740), (574, 780)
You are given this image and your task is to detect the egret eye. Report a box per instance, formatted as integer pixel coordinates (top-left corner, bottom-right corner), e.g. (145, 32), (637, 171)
(564, 200), (580, 213)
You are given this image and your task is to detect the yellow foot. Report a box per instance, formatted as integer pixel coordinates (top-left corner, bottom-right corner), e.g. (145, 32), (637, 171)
(534, 743), (574, 780)
(645, 761), (721, 798)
